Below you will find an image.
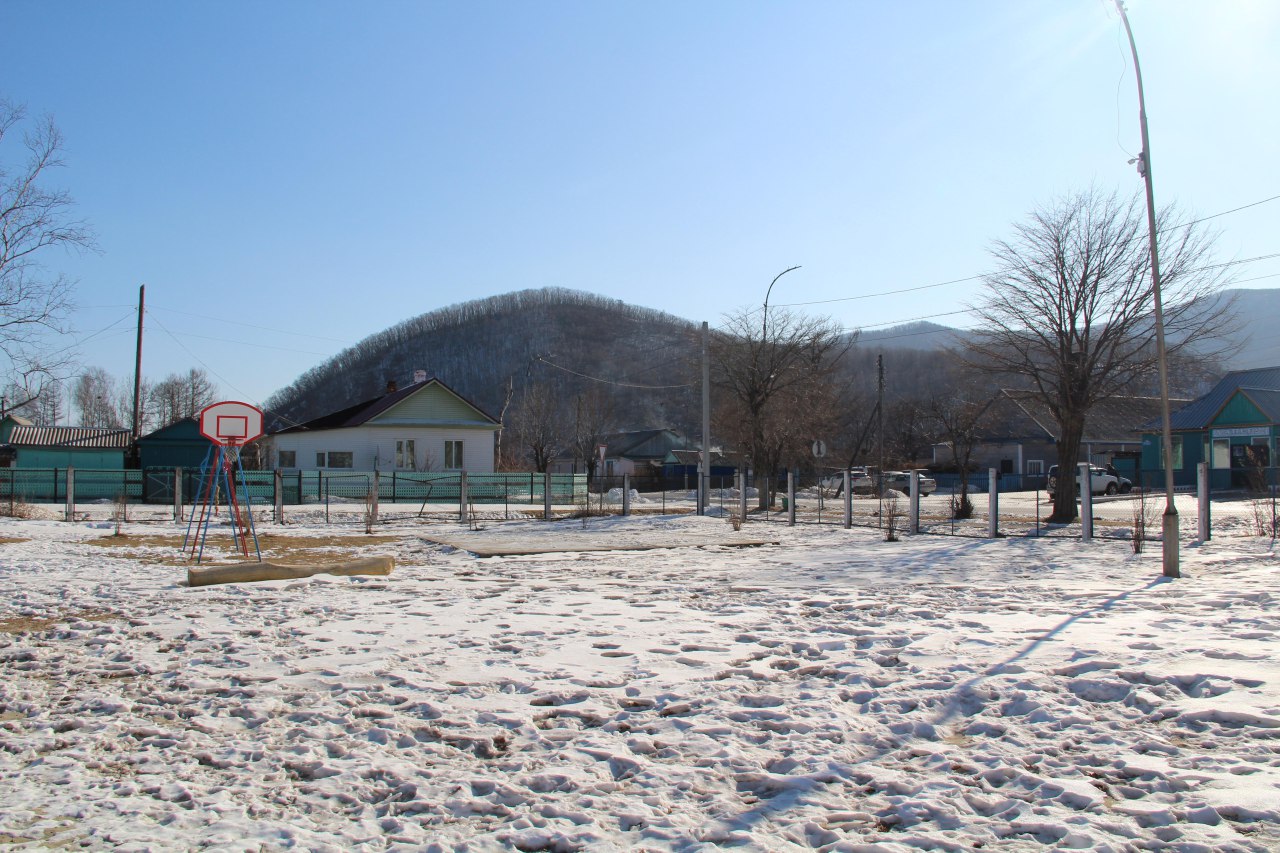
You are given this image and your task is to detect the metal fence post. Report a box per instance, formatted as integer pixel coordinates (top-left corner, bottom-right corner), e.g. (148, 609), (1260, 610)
(544, 471), (552, 520)
(787, 469), (796, 526)
(1078, 462), (1093, 542)
(909, 470), (921, 535)
(1197, 461), (1210, 542)
(65, 467), (75, 522)
(274, 469), (283, 523)
(988, 469), (999, 538)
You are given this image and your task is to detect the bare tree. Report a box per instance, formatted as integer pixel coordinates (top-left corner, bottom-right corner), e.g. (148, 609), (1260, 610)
(968, 188), (1235, 523)
(0, 100), (97, 402)
(569, 387), (617, 483)
(72, 367), (125, 427)
(508, 381), (565, 473)
(712, 307), (848, 509)
(147, 368), (218, 428)
(930, 375), (993, 519)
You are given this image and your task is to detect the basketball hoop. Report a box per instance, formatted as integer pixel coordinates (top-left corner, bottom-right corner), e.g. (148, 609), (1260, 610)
(199, 401), (264, 446)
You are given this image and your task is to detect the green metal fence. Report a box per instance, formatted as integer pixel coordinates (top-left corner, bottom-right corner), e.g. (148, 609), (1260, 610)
(0, 468), (587, 507)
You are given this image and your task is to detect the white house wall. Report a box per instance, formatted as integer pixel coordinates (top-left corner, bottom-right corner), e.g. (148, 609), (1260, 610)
(270, 425), (496, 472)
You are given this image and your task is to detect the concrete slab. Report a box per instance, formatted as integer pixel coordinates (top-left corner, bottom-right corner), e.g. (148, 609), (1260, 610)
(424, 529), (778, 557)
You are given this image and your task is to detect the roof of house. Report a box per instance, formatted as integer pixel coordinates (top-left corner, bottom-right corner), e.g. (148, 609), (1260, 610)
(599, 429), (686, 458)
(989, 390), (1183, 443)
(4, 425), (132, 450)
(665, 449), (743, 467)
(1149, 366), (1280, 430)
(274, 378), (499, 434)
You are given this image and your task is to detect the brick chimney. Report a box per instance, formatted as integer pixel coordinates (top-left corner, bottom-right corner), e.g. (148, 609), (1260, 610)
(385, 379), (398, 394)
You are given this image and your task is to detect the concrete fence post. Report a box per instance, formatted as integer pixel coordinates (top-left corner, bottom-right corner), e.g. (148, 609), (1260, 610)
(739, 467), (749, 522)
(1079, 462), (1093, 542)
(65, 467), (75, 522)
(843, 470), (852, 530)
(1197, 461), (1211, 542)
(543, 471), (552, 520)
(175, 467), (184, 523)
(371, 470), (380, 526)
(458, 471), (468, 522)
(273, 469), (283, 524)
(787, 469), (796, 526)
(622, 474), (631, 516)
(988, 469), (999, 538)
(909, 470), (921, 535)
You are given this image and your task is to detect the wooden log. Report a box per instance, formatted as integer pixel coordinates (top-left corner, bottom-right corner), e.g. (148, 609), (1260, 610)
(187, 555), (394, 587)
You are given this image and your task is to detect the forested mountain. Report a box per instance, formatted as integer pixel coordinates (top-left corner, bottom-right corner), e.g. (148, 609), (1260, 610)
(264, 288), (705, 433)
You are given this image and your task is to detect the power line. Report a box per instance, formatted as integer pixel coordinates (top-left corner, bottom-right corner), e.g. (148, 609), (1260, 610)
(536, 355), (694, 389)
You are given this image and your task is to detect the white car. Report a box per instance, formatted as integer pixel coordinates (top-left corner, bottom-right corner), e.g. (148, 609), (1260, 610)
(883, 471), (936, 496)
(1047, 465), (1121, 497)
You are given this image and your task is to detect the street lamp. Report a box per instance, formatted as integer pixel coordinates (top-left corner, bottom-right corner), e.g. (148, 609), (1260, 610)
(762, 265), (801, 342)
(1114, 0), (1179, 578)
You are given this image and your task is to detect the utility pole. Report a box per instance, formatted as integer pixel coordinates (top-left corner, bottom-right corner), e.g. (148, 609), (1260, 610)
(132, 284), (145, 451)
(1115, 1), (1179, 578)
(876, 354), (885, 495)
(701, 321), (711, 515)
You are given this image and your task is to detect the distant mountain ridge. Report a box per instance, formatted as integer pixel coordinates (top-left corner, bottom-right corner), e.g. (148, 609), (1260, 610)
(264, 286), (1279, 429)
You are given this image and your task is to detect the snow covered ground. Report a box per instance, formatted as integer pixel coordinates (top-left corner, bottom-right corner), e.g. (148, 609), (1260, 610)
(2, 510), (1279, 850)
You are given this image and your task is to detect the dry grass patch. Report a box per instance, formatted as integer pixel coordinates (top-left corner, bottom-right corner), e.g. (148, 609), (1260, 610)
(0, 536), (30, 545)
(0, 607), (121, 634)
(86, 532), (404, 565)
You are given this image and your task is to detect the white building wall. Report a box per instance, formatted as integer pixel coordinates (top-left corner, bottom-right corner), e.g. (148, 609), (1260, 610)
(270, 425), (496, 472)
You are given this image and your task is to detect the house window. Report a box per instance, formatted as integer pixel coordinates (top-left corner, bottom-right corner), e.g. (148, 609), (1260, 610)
(444, 440), (463, 470)
(1026, 460), (1044, 475)
(317, 451), (353, 469)
(1161, 435), (1185, 469)
(1212, 438), (1230, 469)
(278, 450), (296, 468)
(396, 440), (416, 470)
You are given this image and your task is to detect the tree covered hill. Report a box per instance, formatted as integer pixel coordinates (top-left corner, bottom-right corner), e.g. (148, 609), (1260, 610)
(263, 288), (705, 431)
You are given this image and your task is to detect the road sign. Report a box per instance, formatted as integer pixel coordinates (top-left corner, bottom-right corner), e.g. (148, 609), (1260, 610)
(812, 440), (827, 458)
(199, 401), (264, 446)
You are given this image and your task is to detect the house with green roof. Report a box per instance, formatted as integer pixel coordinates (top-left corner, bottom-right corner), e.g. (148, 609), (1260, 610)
(1140, 365), (1280, 489)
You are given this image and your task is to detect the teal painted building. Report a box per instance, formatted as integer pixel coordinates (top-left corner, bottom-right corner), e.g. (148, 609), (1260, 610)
(1141, 366), (1280, 489)
(138, 418), (216, 470)
(0, 419), (131, 469)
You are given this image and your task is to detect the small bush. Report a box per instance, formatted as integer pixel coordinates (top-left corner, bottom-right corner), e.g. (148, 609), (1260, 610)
(0, 496), (35, 519)
(1249, 500), (1278, 538)
(883, 493), (902, 542)
(950, 493), (973, 520)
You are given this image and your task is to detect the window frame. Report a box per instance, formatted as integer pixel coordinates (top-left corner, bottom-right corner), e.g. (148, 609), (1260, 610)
(444, 440), (463, 470)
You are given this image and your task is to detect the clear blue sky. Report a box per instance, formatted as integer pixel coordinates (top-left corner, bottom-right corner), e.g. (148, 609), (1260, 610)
(3, 0), (1278, 410)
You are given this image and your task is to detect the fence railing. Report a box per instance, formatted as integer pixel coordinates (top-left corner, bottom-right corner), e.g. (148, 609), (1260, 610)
(6, 464), (1278, 543)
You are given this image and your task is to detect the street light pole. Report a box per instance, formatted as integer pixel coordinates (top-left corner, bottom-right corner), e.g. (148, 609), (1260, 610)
(762, 265), (801, 342)
(1115, 0), (1179, 578)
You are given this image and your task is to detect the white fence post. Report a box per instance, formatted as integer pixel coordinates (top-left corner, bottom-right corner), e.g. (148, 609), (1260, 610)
(622, 474), (631, 516)
(739, 467), (748, 522)
(988, 469), (999, 538)
(371, 470), (380, 526)
(843, 470), (852, 530)
(1079, 462), (1093, 542)
(175, 467), (184, 523)
(909, 470), (921, 535)
(1197, 461), (1210, 542)
(787, 469), (796, 526)
(65, 467), (75, 522)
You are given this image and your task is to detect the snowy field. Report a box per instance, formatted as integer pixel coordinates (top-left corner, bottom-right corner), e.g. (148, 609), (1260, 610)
(2, 509), (1279, 851)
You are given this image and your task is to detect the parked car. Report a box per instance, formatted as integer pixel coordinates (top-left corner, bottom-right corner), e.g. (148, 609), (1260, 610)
(820, 468), (872, 493)
(883, 471), (936, 496)
(1046, 465), (1125, 497)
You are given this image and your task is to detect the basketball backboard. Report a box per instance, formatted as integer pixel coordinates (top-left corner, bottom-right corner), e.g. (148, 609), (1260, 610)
(199, 401), (265, 446)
